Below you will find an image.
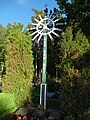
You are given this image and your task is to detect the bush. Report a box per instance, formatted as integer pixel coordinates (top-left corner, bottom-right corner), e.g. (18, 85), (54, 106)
(3, 23), (34, 108)
(64, 115), (74, 120)
(58, 26), (90, 119)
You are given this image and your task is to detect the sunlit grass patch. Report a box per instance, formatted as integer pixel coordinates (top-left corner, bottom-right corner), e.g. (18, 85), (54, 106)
(0, 93), (17, 119)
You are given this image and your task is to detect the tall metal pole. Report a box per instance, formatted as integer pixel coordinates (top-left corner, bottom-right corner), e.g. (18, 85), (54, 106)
(40, 15), (47, 109)
(30, 7), (59, 109)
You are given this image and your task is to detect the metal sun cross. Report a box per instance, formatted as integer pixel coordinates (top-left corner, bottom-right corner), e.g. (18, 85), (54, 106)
(30, 11), (59, 109)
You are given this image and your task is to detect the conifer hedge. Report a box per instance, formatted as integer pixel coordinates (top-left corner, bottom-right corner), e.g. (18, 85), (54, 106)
(3, 23), (34, 107)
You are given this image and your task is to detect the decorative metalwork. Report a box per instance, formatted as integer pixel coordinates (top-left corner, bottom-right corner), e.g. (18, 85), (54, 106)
(30, 15), (60, 42)
(30, 9), (59, 109)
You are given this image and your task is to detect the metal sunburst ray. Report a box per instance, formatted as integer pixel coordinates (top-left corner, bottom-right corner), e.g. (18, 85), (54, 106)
(52, 31), (59, 37)
(37, 34), (42, 43)
(29, 27), (36, 31)
(30, 14), (60, 43)
(53, 28), (61, 31)
(54, 19), (59, 23)
(48, 33), (54, 41)
(38, 15), (43, 20)
(30, 31), (38, 36)
(30, 23), (37, 26)
(34, 18), (40, 23)
(33, 33), (40, 41)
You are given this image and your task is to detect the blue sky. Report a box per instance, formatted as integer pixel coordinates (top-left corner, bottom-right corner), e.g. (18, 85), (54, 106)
(0, 0), (59, 27)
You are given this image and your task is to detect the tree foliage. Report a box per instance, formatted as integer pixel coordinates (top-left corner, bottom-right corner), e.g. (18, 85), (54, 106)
(58, 26), (90, 77)
(0, 25), (7, 81)
(50, 1), (90, 118)
(28, 9), (44, 84)
(2, 23), (34, 107)
(56, 0), (90, 39)
(27, 4), (90, 118)
(57, 26), (90, 119)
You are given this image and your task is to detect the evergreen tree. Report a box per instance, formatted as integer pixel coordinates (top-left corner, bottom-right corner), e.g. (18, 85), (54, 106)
(56, 0), (90, 39)
(57, 26), (90, 119)
(0, 25), (7, 84)
(3, 23), (34, 107)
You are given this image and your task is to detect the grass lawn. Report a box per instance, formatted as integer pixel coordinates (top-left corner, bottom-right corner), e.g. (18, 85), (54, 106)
(0, 93), (17, 119)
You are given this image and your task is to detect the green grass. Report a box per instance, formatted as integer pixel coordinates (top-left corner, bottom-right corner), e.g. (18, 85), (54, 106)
(0, 93), (17, 119)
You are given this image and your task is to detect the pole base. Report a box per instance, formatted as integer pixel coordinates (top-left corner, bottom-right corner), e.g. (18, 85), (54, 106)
(40, 83), (47, 109)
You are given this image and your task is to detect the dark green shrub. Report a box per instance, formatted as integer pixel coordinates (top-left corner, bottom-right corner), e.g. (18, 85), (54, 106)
(58, 26), (90, 119)
(64, 115), (74, 120)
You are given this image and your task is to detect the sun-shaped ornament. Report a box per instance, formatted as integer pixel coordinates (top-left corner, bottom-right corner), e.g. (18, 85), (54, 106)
(29, 13), (60, 109)
(30, 15), (60, 43)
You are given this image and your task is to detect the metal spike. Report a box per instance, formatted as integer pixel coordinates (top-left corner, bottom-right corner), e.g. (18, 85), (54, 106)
(33, 33), (40, 41)
(34, 18), (40, 23)
(48, 33), (54, 41)
(54, 28), (62, 31)
(37, 34), (42, 43)
(54, 19), (59, 23)
(30, 23), (37, 26)
(56, 23), (64, 25)
(29, 27), (36, 31)
(52, 15), (57, 21)
(38, 15), (42, 20)
(52, 31), (59, 37)
(30, 31), (38, 36)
